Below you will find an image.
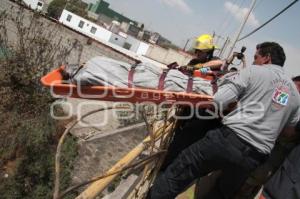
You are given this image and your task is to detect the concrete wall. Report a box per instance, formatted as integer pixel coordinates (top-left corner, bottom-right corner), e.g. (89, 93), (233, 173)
(146, 45), (168, 63)
(2, 1), (147, 191)
(146, 45), (193, 66)
(164, 49), (192, 66)
(136, 42), (149, 55)
(109, 33), (126, 47)
(126, 35), (141, 52)
(2, 0), (138, 66)
(59, 9), (112, 42)
(109, 33), (149, 55)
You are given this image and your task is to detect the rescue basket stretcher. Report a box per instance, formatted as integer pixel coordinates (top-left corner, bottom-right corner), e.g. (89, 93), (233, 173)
(41, 66), (214, 107)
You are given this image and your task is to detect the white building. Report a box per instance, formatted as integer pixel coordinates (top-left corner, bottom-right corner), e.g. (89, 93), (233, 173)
(23, 0), (45, 11)
(59, 9), (112, 42)
(59, 10), (149, 55)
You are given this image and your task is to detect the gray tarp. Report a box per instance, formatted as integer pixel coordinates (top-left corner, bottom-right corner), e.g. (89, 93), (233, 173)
(71, 56), (213, 96)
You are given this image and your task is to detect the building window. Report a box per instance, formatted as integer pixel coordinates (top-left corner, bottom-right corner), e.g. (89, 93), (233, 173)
(66, 14), (72, 22)
(90, 26), (97, 34)
(37, 2), (43, 7)
(123, 42), (132, 50)
(78, 20), (84, 28)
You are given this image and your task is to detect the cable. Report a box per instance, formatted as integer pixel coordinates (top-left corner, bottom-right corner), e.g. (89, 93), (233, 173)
(217, 0), (239, 36)
(221, 0), (247, 38)
(238, 0), (299, 41)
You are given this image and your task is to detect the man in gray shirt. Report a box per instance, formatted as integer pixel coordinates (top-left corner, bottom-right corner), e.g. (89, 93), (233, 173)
(147, 42), (300, 199)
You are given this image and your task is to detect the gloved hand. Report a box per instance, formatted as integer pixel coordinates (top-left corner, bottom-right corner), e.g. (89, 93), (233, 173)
(199, 67), (211, 74)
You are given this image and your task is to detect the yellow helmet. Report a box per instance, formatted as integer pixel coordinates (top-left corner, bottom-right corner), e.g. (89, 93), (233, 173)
(194, 34), (217, 50)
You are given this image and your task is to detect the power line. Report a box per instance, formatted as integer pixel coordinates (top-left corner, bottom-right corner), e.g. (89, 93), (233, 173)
(220, 0), (245, 38)
(217, 0), (240, 36)
(238, 0), (299, 41)
(216, 0), (247, 57)
(226, 0), (257, 59)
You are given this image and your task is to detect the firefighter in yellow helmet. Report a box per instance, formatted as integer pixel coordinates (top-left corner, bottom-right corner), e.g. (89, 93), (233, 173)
(188, 34), (223, 73)
(158, 35), (224, 189)
(194, 34), (216, 60)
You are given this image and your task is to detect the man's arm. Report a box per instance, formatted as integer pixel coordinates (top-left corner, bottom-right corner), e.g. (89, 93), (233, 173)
(194, 60), (223, 70)
(213, 67), (250, 109)
(214, 85), (239, 110)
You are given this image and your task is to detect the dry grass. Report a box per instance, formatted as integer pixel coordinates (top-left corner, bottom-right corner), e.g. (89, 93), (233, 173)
(0, 5), (81, 199)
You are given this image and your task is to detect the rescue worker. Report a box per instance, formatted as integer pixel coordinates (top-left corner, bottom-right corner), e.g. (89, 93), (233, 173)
(147, 42), (300, 199)
(292, 75), (300, 92)
(235, 82), (300, 199)
(261, 123), (300, 199)
(184, 34), (223, 73)
(259, 76), (300, 199)
(160, 34), (223, 170)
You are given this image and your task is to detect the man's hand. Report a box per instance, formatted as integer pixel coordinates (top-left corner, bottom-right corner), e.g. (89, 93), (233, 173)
(179, 65), (195, 73)
(186, 65), (195, 72)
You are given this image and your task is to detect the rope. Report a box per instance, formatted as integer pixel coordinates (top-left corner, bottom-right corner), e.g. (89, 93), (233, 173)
(58, 150), (167, 199)
(55, 105), (178, 199)
(53, 107), (114, 199)
(129, 108), (179, 199)
(238, 0), (299, 41)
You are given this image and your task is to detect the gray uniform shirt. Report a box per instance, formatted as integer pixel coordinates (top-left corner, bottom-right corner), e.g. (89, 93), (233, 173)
(214, 64), (300, 154)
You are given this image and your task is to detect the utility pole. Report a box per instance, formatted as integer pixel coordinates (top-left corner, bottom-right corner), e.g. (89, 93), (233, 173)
(226, 0), (257, 59)
(212, 32), (225, 49)
(183, 38), (191, 51)
(219, 37), (230, 58)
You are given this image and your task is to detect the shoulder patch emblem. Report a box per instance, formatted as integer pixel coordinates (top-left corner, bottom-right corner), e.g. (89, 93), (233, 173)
(272, 88), (289, 106)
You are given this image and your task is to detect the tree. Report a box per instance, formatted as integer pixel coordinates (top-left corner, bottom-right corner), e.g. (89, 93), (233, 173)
(47, 0), (88, 19)
(47, 0), (66, 19)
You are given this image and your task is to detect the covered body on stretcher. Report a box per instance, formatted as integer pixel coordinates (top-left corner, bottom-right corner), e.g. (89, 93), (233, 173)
(41, 56), (222, 107)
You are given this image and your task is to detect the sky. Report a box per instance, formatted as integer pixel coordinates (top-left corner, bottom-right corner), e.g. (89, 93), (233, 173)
(84, 0), (300, 77)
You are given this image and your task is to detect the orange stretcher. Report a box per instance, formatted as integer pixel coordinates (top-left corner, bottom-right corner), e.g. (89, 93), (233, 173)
(41, 66), (214, 107)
